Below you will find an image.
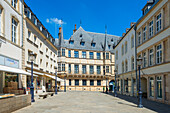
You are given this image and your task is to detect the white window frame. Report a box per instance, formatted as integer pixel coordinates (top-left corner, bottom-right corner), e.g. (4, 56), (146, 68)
(156, 13), (162, 33)
(143, 52), (147, 68)
(138, 32), (141, 45)
(156, 44), (162, 64)
(12, 0), (17, 9)
(143, 26), (146, 42)
(12, 18), (17, 44)
(149, 49), (154, 66)
(149, 20), (153, 38)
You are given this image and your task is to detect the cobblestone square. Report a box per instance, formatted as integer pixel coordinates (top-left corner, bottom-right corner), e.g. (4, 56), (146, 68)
(13, 91), (170, 113)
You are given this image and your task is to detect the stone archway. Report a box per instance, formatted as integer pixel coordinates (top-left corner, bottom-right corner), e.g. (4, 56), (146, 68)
(141, 77), (147, 98)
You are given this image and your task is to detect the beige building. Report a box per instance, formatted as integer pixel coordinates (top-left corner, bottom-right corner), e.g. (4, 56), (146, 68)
(56, 25), (120, 91)
(23, 3), (60, 94)
(115, 0), (170, 105)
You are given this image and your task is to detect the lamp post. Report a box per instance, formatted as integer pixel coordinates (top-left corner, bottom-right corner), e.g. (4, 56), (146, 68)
(30, 52), (36, 102)
(114, 69), (117, 97)
(54, 66), (57, 94)
(64, 76), (66, 92)
(137, 58), (143, 108)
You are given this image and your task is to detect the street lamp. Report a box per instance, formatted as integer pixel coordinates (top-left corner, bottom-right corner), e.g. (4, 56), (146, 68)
(137, 58), (143, 108)
(64, 76), (66, 92)
(30, 52), (36, 102)
(114, 69), (118, 97)
(54, 66), (57, 94)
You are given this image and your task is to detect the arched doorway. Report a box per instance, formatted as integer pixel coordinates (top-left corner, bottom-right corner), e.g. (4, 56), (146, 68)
(109, 80), (115, 92)
(141, 77), (147, 98)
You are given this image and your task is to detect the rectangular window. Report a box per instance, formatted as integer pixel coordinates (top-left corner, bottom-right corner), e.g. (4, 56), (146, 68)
(125, 43), (127, 53)
(68, 64), (71, 73)
(138, 32), (141, 45)
(58, 50), (61, 57)
(69, 79), (71, 86)
(68, 50), (71, 57)
(62, 64), (65, 71)
(143, 52), (147, 68)
(156, 13), (162, 32)
(97, 80), (101, 86)
(125, 61), (128, 72)
(90, 80), (94, 86)
(28, 30), (31, 39)
(82, 80), (86, 86)
(116, 51), (118, 60)
(122, 63), (124, 73)
(0, 8), (2, 35)
(156, 44), (162, 64)
(62, 49), (65, 56)
(34, 18), (37, 25)
(97, 52), (101, 59)
(58, 63), (61, 72)
(75, 79), (79, 86)
(82, 51), (86, 58)
(12, 0), (17, 9)
(80, 42), (85, 46)
(131, 37), (134, 48)
(143, 26), (146, 42)
(34, 35), (37, 43)
(132, 58), (134, 70)
(106, 66), (109, 73)
(74, 65), (79, 74)
(90, 65), (94, 74)
(122, 45), (124, 55)
(89, 52), (94, 59)
(106, 53), (109, 59)
(12, 18), (18, 43)
(74, 51), (79, 58)
(149, 49), (154, 66)
(82, 65), (86, 74)
(157, 76), (162, 98)
(97, 66), (101, 74)
(149, 20), (153, 38)
(149, 77), (154, 97)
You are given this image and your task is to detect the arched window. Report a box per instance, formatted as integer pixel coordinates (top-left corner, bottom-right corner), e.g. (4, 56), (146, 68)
(131, 35), (134, 48)
(125, 41), (127, 54)
(122, 45), (124, 56)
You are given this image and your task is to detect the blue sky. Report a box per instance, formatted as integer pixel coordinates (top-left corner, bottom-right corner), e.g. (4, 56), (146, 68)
(25, 0), (148, 39)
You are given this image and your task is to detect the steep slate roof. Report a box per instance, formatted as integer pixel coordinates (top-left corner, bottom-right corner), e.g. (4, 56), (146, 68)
(56, 26), (120, 53)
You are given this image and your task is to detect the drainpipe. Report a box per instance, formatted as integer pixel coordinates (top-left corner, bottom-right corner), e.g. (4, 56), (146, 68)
(134, 25), (138, 97)
(21, 0), (24, 47)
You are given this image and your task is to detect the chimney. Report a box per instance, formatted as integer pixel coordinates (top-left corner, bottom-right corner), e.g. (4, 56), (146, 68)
(130, 22), (136, 27)
(126, 28), (130, 32)
(122, 33), (126, 37)
(58, 27), (62, 40)
(73, 24), (77, 34)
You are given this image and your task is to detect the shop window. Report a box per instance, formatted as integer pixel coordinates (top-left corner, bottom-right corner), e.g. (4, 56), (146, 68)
(149, 77), (154, 97)
(156, 76), (162, 98)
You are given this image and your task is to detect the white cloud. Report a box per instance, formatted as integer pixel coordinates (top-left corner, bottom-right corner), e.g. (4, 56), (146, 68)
(46, 18), (66, 25)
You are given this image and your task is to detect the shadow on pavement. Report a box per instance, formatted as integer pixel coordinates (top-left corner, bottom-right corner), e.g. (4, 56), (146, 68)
(101, 92), (170, 113)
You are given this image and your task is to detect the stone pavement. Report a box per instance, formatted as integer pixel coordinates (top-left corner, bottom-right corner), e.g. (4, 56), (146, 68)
(13, 91), (170, 113)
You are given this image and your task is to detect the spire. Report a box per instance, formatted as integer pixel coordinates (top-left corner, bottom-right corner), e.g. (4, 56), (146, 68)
(104, 25), (107, 51)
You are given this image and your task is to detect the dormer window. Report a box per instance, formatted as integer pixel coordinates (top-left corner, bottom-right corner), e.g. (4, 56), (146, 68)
(27, 10), (31, 19)
(47, 33), (49, 38)
(91, 43), (96, 47)
(69, 40), (74, 44)
(111, 38), (113, 42)
(34, 18), (37, 25)
(80, 34), (83, 37)
(80, 42), (85, 46)
(40, 26), (42, 31)
(108, 45), (111, 49)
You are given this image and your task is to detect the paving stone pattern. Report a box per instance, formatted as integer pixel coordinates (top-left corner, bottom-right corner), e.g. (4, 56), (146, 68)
(13, 91), (170, 113)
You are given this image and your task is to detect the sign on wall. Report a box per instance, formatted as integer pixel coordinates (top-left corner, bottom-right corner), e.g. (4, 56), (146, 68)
(0, 55), (19, 68)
